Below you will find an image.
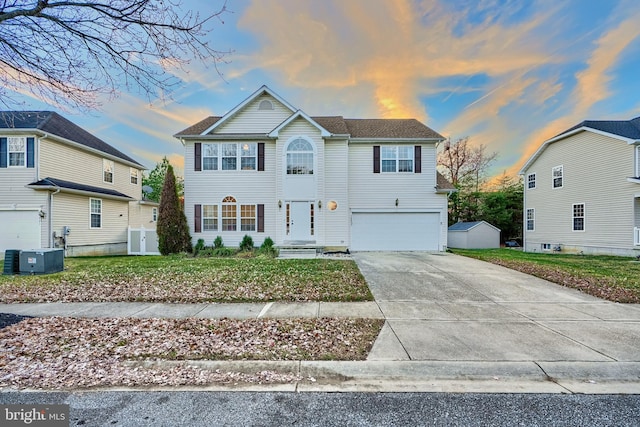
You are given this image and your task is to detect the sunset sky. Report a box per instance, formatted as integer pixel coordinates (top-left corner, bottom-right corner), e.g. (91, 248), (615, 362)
(9, 0), (640, 178)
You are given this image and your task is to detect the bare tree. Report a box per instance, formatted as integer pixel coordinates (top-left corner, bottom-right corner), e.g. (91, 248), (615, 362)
(437, 137), (498, 191)
(0, 1), (229, 111)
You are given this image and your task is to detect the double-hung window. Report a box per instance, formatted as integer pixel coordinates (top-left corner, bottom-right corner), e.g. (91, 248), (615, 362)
(241, 205), (256, 231)
(222, 196), (237, 231)
(103, 159), (114, 183)
(381, 146), (413, 173)
(203, 144), (218, 170)
(527, 173), (536, 189)
(573, 203), (585, 231)
(240, 144), (257, 170)
(221, 144), (237, 170)
(552, 165), (563, 188)
(8, 137), (26, 167)
(526, 208), (535, 231)
(90, 198), (102, 228)
(130, 168), (138, 184)
(203, 205), (218, 231)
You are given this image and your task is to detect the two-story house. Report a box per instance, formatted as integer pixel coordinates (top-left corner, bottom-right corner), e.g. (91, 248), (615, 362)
(0, 111), (156, 257)
(520, 116), (640, 256)
(175, 85), (453, 252)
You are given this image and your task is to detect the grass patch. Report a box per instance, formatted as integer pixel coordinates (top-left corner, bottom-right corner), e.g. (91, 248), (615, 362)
(0, 255), (372, 303)
(451, 248), (640, 303)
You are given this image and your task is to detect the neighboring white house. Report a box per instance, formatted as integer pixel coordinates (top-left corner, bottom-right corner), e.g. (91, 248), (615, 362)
(519, 116), (640, 256)
(0, 111), (157, 257)
(175, 85), (454, 252)
(447, 221), (501, 249)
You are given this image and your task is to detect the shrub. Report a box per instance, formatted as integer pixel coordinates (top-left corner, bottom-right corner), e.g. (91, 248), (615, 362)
(258, 237), (278, 258)
(213, 236), (224, 249)
(212, 247), (235, 257)
(239, 234), (254, 252)
(194, 238), (206, 255)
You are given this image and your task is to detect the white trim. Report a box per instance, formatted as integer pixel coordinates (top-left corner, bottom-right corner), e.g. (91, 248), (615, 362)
(103, 158), (114, 184)
(526, 208), (535, 232)
(89, 198), (102, 229)
(552, 165), (563, 189)
(572, 202), (585, 232)
(526, 172), (536, 189)
(285, 136), (316, 175)
(7, 136), (27, 168)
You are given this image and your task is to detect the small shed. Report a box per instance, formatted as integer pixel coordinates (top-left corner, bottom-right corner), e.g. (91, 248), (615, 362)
(447, 221), (501, 249)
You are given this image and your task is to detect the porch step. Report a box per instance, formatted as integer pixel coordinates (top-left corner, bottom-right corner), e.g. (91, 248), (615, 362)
(277, 248), (319, 259)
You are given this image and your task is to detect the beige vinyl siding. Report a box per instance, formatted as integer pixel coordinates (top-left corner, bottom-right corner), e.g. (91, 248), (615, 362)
(128, 201), (157, 229)
(524, 131), (637, 253)
(184, 140), (277, 247)
(39, 138), (141, 198)
(323, 139), (350, 247)
(215, 95), (293, 134)
(52, 193), (129, 246)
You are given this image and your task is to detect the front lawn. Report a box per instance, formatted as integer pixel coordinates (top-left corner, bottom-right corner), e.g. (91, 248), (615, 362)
(0, 255), (372, 303)
(451, 248), (640, 303)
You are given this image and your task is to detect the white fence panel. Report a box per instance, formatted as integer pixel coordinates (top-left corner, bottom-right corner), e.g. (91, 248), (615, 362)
(128, 227), (160, 255)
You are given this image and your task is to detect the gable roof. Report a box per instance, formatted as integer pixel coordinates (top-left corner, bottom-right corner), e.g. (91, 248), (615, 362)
(0, 111), (144, 168)
(448, 221), (500, 232)
(520, 115), (640, 174)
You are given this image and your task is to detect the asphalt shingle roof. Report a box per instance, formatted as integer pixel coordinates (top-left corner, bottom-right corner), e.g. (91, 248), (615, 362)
(28, 177), (135, 199)
(448, 221), (483, 231)
(436, 172), (455, 191)
(0, 111), (144, 167)
(559, 116), (640, 140)
(176, 115), (444, 140)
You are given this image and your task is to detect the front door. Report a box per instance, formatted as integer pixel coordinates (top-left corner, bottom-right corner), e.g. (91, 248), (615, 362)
(288, 201), (313, 241)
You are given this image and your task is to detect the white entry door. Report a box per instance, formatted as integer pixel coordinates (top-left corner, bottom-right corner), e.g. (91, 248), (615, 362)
(288, 201), (313, 241)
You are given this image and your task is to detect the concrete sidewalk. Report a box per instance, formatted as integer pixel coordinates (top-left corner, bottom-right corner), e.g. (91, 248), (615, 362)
(2, 251), (640, 393)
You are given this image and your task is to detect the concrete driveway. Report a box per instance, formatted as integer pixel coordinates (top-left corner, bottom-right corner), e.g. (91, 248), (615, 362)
(353, 252), (640, 366)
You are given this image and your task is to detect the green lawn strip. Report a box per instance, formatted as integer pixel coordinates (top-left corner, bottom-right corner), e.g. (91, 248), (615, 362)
(0, 255), (373, 303)
(451, 248), (640, 303)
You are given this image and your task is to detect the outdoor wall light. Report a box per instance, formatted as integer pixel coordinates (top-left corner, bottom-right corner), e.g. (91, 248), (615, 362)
(395, 198), (399, 207)
(278, 200), (282, 209)
(318, 200), (322, 209)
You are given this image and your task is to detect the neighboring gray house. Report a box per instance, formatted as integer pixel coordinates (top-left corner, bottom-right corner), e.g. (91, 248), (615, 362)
(519, 116), (640, 256)
(175, 85), (455, 252)
(447, 221), (500, 249)
(0, 111), (155, 257)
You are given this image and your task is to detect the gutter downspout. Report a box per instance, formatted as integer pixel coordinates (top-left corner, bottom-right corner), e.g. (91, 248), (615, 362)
(45, 178), (61, 248)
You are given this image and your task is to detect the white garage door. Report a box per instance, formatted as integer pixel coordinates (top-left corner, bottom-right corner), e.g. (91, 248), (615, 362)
(0, 211), (41, 256)
(351, 212), (440, 251)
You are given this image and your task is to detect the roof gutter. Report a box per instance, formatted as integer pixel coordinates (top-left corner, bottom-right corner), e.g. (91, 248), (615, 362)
(26, 184), (135, 201)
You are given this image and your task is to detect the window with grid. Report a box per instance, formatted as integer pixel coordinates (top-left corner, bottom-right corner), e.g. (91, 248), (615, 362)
(203, 144), (218, 170)
(203, 205), (218, 231)
(8, 137), (26, 167)
(527, 173), (536, 189)
(552, 165), (563, 188)
(221, 144), (237, 170)
(381, 146), (413, 172)
(103, 159), (114, 183)
(286, 138), (313, 174)
(241, 205), (256, 231)
(573, 203), (585, 231)
(240, 143), (257, 170)
(221, 196), (237, 231)
(130, 168), (138, 184)
(90, 198), (102, 228)
(526, 208), (535, 231)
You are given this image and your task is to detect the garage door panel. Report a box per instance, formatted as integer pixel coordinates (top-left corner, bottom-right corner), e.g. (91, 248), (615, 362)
(0, 211), (41, 255)
(351, 212), (439, 251)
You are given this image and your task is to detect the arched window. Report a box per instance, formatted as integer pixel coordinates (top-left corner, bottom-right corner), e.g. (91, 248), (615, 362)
(286, 138), (314, 175)
(222, 196), (237, 231)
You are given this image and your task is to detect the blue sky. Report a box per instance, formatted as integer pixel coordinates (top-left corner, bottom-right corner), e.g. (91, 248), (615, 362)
(10, 0), (640, 179)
